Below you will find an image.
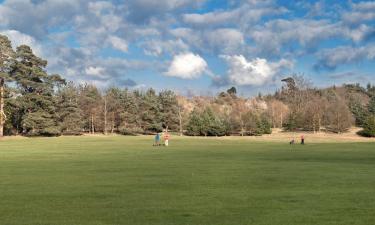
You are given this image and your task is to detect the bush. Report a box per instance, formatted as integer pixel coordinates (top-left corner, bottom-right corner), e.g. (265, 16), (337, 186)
(186, 108), (229, 136)
(119, 127), (144, 136)
(25, 127), (61, 137)
(62, 131), (83, 136)
(358, 116), (375, 137)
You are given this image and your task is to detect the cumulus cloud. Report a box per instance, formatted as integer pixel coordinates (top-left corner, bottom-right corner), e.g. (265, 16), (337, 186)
(107, 35), (128, 53)
(142, 39), (189, 56)
(171, 28), (245, 54)
(85, 66), (106, 77)
(343, 24), (375, 43)
(1, 0), (374, 92)
(342, 1), (375, 25)
(0, 29), (43, 56)
(218, 55), (293, 86)
(182, 0), (286, 28)
(314, 45), (375, 71)
(250, 19), (344, 56)
(0, 0), (81, 38)
(126, 0), (206, 23)
(165, 53), (208, 79)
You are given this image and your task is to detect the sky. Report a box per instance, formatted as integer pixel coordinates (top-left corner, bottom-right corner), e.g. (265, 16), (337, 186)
(0, 0), (374, 96)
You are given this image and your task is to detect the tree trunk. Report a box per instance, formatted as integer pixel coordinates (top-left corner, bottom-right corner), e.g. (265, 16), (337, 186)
(0, 78), (4, 137)
(272, 106), (275, 128)
(318, 118), (321, 133)
(91, 114), (95, 134)
(280, 112), (283, 128)
(104, 98), (107, 135)
(178, 106), (183, 136)
(111, 114), (115, 134)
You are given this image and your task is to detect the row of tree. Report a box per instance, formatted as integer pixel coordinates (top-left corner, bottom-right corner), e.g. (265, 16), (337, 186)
(1, 34), (374, 137)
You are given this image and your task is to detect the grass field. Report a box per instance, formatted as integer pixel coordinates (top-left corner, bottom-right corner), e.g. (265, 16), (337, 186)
(1, 136), (375, 225)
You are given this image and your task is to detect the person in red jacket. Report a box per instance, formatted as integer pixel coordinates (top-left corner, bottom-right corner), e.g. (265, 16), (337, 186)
(164, 132), (170, 146)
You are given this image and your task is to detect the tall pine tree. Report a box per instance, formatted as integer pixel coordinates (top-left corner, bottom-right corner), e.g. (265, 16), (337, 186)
(0, 35), (15, 137)
(57, 82), (83, 135)
(10, 45), (65, 136)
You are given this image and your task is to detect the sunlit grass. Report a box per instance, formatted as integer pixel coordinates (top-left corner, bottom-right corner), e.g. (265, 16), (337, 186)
(0, 136), (374, 225)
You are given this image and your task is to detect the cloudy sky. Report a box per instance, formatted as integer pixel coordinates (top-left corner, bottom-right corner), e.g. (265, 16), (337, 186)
(0, 0), (374, 96)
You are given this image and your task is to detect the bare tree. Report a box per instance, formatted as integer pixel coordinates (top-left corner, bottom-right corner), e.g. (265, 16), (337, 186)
(324, 97), (354, 133)
(266, 99), (289, 128)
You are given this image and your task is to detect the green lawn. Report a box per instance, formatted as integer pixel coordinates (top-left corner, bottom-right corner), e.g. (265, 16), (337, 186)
(0, 136), (374, 225)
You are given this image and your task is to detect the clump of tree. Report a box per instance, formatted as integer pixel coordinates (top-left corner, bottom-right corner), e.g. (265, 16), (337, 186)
(186, 107), (229, 136)
(358, 95), (375, 137)
(274, 75), (356, 133)
(2, 38), (65, 136)
(56, 82), (83, 135)
(1, 34), (375, 138)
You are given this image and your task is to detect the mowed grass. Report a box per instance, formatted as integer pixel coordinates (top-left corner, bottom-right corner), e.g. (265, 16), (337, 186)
(0, 136), (375, 225)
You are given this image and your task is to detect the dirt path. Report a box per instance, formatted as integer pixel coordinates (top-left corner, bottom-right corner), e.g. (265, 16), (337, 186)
(222, 128), (375, 143)
(1, 128), (374, 143)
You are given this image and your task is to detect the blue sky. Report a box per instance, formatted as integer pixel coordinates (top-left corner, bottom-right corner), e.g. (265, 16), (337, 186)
(0, 0), (374, 96)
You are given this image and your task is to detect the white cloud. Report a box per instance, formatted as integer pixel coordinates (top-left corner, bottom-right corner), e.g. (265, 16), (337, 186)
(342, 1), (375, 25)
(182, 0), (286, 28)
(220, 55), (293, 86)
(183, 9), (240, 26)
(343, 24), (375, 43)
(142, 39), (189, 56)
(107, 35), (128, 53)
(171, 28), (245, 54)
(250, 19), (344, 56)
(0, 0), (81, 38)
(315, 44), (375, 70)
(85, 66), (106, 78)
(165, 53), (208, 79)
(0, 29), (42, 56)
(206, 29), (244, 53)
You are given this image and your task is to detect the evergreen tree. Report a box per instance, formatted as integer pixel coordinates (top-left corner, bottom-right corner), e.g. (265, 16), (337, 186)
(159, 90), (179, 131)
(78, 84), (102, 134)
(227, 87), (237, 96)
(57, 82), (83, 135)
(10, 45), (64, 136)
(0, 35), (15, 136)
(358, 115), (375, 137)
(186, 107), (229, 136)
(257, 115), (272, 135)
(105, 87), (123, 133)
(139, 89), (162, 133)
(120, 89), (140, 131)
(358, 96), (375, 137)
(368, 96), (375, 115)
(186, 109), (202, 136)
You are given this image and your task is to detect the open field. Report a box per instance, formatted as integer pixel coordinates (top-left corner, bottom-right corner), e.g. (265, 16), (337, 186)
(1, 136), (375, 225)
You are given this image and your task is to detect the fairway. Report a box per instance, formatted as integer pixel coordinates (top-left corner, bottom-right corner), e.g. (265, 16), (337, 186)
(1, 136), (375, 225)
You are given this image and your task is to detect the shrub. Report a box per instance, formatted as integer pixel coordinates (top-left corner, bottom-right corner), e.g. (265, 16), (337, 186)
(358, 116), (375, 137)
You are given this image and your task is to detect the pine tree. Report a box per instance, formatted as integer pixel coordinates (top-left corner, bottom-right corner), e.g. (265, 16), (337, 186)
(349, 101), (368, 127)
(118, 89), (142, 135)
(359, 116), (375, 137)
(139, 89), (162, 133)
(57, 82), (83, 135)
(10, 45), (64, 136)
(368, 96), (375, 115)
(186, 109), (202, 136)
(159, 90), (179, 131)
(0, 35), (15, 137)
(104, 87), (123, 133)
(78, 84), (102, 134)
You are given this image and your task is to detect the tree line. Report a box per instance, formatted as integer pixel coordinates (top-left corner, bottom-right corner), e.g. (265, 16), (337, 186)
(1, 34), (374, 137)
